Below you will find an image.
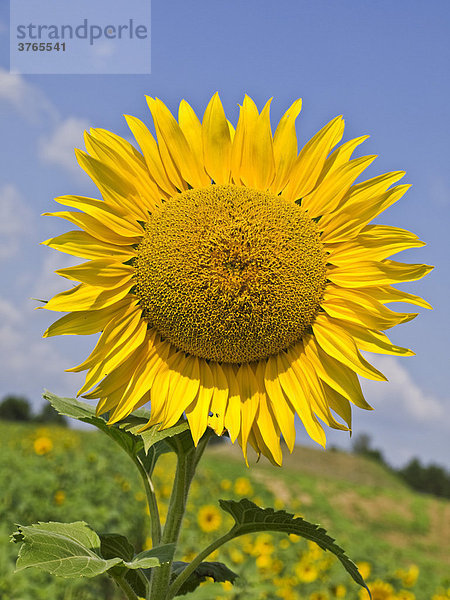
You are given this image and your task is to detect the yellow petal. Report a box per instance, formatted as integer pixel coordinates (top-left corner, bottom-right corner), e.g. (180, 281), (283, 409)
(270, 98), (302, 194)
(43, 211), (141, 247)
(77, 317), (147, 396)
(323, 383), (352, 430)
(185, 359), (214, 446)
(303, 334), (372, 410)
(367, 286), (432, 310)
(236, 363), (260, 460)
(56, 259), (134, 289)
(276, 350), (326, 446)
(105, 336), (171, 423)
(43, 281), (133, 312)
(43, 297), (131, 337)
(247, 98), (275, 190)
(125, 114), (177, 196)
(322, 287), (418, 330)
(264, 355), (296, 452)
(254, 395), (282, 466)
(320, 184), (410, 243)
(208, 362), (229, 436)
(68, 302), (142, 373)
(147, 97), (210, 189)
(83, 132), (154, 220)
(222, 363), (241, 443)
(163, 354), (200, 428)
(202, 92), (232, 184)
(230, 95), (259, 185)
(53, 194), (142, 234)
(283, 116), (344, 201)
(327, 260), (433, 288)
(327, 226), (425, 264)
(316, 135), (369, 185)
(334, 320), (415, 357)
(42, 231), (136, 261)
(312, 313), (387, 381)
(302, 154), (377, 217)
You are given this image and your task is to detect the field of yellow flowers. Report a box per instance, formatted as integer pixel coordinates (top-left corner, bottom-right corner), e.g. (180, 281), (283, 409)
(0, 421), (449, 600)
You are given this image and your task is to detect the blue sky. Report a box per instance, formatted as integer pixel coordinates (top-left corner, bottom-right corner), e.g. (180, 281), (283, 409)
(0, 0), (449, 467)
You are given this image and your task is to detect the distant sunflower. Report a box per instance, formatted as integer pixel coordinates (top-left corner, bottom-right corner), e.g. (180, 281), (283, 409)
(42, 94), (432, 465)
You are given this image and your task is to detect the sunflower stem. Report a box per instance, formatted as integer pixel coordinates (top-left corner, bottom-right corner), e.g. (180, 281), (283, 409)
(115, 574), (140, 600)
(136, 456), (162, 547)
(166, 531), (234, 599)
(149, 430), (211, 600)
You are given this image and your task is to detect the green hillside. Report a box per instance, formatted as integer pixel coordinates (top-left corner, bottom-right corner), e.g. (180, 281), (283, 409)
(1, 421), (448, 600)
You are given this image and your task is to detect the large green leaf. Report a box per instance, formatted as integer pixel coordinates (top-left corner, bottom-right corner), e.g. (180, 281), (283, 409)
(12, 521), (122, 578)
(12, 522), (175, 580)
(219, 499), (371, 597)
(170, 561), (238, 596)
(43, 391), (142, 459)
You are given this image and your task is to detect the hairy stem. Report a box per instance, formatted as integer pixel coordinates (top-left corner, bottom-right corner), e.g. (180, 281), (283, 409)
(115, 574), (140, 600)
(136, 457), (162, 547)
(150, 431), (212, 599)
(167, 531), (234, 599)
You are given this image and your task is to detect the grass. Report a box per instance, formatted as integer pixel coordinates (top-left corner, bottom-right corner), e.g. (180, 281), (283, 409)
(1, 420), (449, 599)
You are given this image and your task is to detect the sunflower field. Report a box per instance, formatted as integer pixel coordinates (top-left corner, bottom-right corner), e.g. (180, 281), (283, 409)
(1, 420), (449, 600)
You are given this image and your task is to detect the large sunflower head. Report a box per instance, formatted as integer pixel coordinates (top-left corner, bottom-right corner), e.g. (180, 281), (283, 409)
(42, 93), (432, 465)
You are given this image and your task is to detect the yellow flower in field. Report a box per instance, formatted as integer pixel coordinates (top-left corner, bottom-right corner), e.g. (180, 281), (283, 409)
(221, 581), (233, 591)
(53, 490), (66, 505)
(33, 436), (53, 455)
(359, 581), (395, 600)
(295, 560), (318, 583)
(252, 533), (274, 555)
(310, 593), (330, 600)
(356, 561), (371, 581)
(198, 505), (222, 532)
(333, 585), (347, 598)
(229, 548), (244, 564)
(42, 94), (432, 463)
(307, 540), (324, 559)
(234, 477), (253, 496)
(395, 591), (415, 600)
(395, 565), (419, 587)
(220, 478), (232, 490)
(256, 554), (273, 569)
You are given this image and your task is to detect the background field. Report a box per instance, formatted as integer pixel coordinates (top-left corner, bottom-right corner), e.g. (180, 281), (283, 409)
(1, 421), (449, 600)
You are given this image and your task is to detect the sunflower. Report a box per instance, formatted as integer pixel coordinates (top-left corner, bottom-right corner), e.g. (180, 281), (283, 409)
(197, 504), (223, 532)
(42, 93), (432, 465)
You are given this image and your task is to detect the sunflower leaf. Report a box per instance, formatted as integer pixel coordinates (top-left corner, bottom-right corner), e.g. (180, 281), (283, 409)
(170, 561), (238, 596)
(43, 390), (143, 459)
(11, 521), (122, 578)
(120, 416), (192, 454)
(12, 521), (175, 584)
(219, 499), (371, 598)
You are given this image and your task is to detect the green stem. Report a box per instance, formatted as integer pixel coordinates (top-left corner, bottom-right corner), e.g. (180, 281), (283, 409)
(166, 531), (234, 599)
(150, 431), (212, 600)
(115, 574), (139, 600)
(136, 457), (162, 547)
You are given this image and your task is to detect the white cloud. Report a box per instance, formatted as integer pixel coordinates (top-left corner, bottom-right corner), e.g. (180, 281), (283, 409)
(0, 67), (58, 124)
(362, 355), (446, 422)
(0, 184), (34, 260)
(38, 117), (89, 176)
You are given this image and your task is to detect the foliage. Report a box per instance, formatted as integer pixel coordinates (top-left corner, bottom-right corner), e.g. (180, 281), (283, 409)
(0, 395), (32, 422)
(398, 458), (450, 499)
(0, 395), (67, 426)
(1, 419), (449, 599)
(353, 432), (450, 499)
